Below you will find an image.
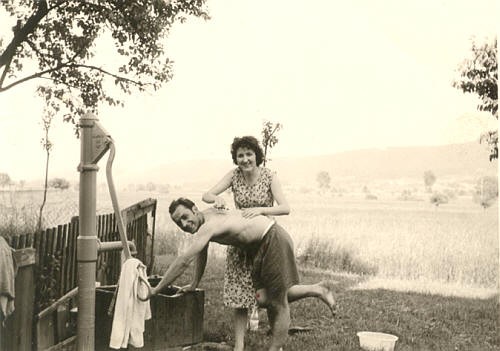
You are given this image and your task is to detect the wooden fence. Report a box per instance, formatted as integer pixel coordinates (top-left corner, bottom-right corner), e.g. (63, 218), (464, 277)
(7, 197), (157, 311)
(2, 198), (157, 350)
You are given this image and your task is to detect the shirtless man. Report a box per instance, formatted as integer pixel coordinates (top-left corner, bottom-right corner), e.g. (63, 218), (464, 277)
(143, 197), (336, 351)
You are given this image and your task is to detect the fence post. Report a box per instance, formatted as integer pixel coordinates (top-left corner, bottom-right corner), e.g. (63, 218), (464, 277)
(0, 248), (36, 351)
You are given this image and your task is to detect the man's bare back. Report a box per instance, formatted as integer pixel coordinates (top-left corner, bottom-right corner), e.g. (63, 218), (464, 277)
(201, 208), (275, 248)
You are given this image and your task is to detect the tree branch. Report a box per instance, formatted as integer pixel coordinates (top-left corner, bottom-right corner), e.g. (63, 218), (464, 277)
(0, 60), (150, 93)
(66, 63), (149, 88)
(0, 0), (48, 87)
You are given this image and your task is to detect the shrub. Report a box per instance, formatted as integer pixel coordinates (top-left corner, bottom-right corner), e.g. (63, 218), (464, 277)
(430, 192), (448, 207)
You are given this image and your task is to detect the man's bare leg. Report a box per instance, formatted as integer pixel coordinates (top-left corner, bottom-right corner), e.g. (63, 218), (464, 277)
(287, 281), (337, 316)
(267, 299), (290, 351)
(233, 307), (247, 351)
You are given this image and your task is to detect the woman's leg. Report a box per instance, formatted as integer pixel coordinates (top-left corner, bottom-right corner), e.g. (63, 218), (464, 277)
(224, 246), (254, 350)
(233, 307), (247, 351)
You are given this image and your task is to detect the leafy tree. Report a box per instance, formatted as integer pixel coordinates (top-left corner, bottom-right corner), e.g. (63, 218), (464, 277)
(473, 176), (498, 208)
(423, 170), (436, 192)
(261, 120), (282, 166)
(316, 171), (331, 191)
(49, 177), (70, 190)
(0, 0), (209, 125)
(0, 172), (11, 188)
(453, 37), (498, 160)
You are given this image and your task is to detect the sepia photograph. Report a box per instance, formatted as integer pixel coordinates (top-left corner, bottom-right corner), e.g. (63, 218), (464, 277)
(0, 1), (498, 350)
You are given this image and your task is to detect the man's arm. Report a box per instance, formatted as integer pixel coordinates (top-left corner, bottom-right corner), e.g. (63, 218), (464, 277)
(151, 226), (213, 295)
(187, 244), (208, 291)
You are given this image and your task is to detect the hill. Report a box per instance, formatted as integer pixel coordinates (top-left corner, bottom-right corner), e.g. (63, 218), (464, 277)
(124, 142), (497, 187)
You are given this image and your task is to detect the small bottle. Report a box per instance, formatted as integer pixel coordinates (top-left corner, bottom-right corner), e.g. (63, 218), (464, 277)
(249, 305), (259, 331)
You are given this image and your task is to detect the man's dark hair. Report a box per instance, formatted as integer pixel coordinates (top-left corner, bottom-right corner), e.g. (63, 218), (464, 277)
(230, 136), (265, 166)
(169, 197), (196, 215)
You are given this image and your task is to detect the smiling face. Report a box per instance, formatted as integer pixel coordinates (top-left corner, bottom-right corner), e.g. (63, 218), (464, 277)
(170, 204), (202, 234)
(235, 146), (257, 172)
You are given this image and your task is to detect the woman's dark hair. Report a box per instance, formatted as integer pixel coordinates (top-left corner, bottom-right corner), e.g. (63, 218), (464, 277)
(230, 136), (264, 166)
(169, 197), (195, 215)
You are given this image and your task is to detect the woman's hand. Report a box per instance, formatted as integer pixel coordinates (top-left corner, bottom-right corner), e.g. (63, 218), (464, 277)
(213, 196), (227, 210)
(241, 207), (263, 218)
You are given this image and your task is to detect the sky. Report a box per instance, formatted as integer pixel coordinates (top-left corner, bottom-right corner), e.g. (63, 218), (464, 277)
(0, 0), (498, 183)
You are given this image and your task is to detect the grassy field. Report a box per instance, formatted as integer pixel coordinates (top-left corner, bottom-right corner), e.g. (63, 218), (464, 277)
(153, 254), (499, 350)
(152, 190), (498, 293)
(2, 188), (498, 349)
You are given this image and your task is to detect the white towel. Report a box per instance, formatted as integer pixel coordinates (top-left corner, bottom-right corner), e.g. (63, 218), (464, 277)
(109, 258), (152, 349)
(0, 236), (15, 324)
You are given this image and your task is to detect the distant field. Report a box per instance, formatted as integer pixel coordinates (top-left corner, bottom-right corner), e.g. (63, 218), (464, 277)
(2, 188), (498, 293)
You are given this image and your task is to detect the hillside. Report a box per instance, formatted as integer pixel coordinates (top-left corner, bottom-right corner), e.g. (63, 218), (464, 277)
(124, 142), (497, 187)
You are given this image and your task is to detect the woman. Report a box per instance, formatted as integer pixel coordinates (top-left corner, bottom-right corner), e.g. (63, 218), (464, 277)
(202, 136), (290, 351)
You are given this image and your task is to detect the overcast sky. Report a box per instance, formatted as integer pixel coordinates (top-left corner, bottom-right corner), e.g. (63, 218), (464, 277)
(0, 0), (497, 182)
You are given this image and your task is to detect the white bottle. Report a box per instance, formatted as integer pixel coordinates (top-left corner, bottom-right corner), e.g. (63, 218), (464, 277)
(249, 305), (259, 331)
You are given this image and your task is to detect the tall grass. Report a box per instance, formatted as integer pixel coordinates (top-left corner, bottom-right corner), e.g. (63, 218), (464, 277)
(282, 195), (498, 289)
(0, 191), (38, 239)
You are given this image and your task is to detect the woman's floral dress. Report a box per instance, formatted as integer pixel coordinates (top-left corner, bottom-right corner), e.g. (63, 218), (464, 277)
(223, 167), (275, 308)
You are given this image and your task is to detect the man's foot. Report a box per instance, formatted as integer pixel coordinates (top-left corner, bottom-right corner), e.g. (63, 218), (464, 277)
(317, 280), (337, 317)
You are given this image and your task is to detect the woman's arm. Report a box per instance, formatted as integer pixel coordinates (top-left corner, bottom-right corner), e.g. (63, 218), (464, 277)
(241, 172), (290, 218)
(262, 173), (290, 216)
(202, 170), (233, 208)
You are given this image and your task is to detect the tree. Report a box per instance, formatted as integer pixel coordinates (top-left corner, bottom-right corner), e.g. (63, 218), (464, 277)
(261, 120), (282, 166)
(38, 108), (54, 232)
(49, 177), (70, 190)
(0, 172), (11, 188)
(0, 1), (209, 125)
(423, 170), (436, 193)
(316, 171), (331, 191)
(473, 176), (498, 208)
(453, 37), (498, 160)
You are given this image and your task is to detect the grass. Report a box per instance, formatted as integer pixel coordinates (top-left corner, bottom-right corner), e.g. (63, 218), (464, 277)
(153, 254), (499, 350)
(280, 195), (498, 289)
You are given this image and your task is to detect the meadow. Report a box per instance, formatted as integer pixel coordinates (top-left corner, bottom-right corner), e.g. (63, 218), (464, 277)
(153, 190), (499, 294)
(2, 187), (498, 293)
(1, 186), (498, 350)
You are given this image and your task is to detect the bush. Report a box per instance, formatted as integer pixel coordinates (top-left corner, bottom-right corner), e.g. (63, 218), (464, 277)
(398, 189), (418, 201)
(430, 192), (448, 207)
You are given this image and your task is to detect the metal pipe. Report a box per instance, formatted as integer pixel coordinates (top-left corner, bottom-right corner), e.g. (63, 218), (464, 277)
(77, 112), (99, 351)
(98, 240), (137, 255)
(106, 142), (132, 260)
